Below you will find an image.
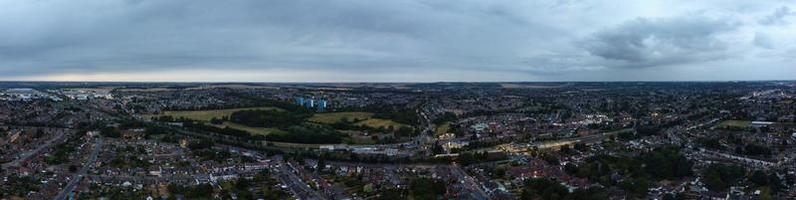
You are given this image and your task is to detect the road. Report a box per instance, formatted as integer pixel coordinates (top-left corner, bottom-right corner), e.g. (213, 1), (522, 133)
(272, 157), (326, 200)
(54, 137), (104, 200)
(1, 130), (67, 170)
(450, 164), (489, 200)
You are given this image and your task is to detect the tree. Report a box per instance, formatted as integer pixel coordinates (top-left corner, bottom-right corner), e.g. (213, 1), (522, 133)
(521, 178), (607, 200)
(209, 117), (223, 125)
(317, 156), (326, 172)
(564, 163), (579, 175)
(540, 153), (560, 165)
(410, 178), (446, 200)
(100, 127), (120, 138)
(396, 126), (414, 137)
(619, 177), (650, 197)
(228, 110), (310, 128)
(431, 142), (445, 154)
(702, 164), (745, 191)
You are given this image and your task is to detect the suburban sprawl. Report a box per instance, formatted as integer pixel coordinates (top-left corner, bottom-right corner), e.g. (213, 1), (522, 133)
(1, 81), (796, 200)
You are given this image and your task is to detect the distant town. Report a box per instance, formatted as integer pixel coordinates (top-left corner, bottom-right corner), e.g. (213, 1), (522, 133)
(1, 81), (795, 200)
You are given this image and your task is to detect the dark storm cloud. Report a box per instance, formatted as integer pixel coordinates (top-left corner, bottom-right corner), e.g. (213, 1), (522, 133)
(580, 15), (740, 68)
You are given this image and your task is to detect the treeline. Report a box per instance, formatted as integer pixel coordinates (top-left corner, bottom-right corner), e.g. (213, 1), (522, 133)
(564, 147), (692, 197)
(225, 109), (342, 143)
(269, 123), (342, 144)
(702, 163), (787, 193)
(339, 104), (419, 125)
(329, 117), (416, 137)
(152, 117), (263, 140)
(158, 115), (343, 144)
(521, 178), (608, 200)
(372, 111), (418, 126)
(228, 92), (312, 112)
(409, 178), (447, 200)
(696, 134), (773, 158)
(167, 184), (214, 199)
(736, 143), (772, 157)
(228, 109), (310, 128)
(183, 121), (265, 140)
(456, 151), (507, 165)
(432, 112), (457, 125)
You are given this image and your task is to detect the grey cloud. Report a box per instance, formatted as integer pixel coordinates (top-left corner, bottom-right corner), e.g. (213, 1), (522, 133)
(0, 0), (792, 81)
(753, 32), (775, 49)
(759, 6), (793, 25)
(0, 0), (564, 77)
(519, 54), (606, 74)
(580, 15), (739, 68)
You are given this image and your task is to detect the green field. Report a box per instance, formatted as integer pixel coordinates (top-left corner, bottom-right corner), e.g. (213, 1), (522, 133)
(147, 107), (281, 122)
(435, 122), (451, 136)
(215, 122), (286, 136)
(715, 120), (751, 128)
(309, 112), (374, 123)
(356, 118), (409, 129)
(310, 112), (410, 129)
(151, 109), (411, 141)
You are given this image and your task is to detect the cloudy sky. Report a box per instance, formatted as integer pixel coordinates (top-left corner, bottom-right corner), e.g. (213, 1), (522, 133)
(0, 0), (794, 82)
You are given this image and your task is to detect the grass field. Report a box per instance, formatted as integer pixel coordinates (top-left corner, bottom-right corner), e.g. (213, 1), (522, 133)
(715, 120), (751, 128)
(147, 107), (281, 122)
(215, 122), (286, 136)
(355, 118), (408, 129)
(435, 122), (451, 136)
(309, 112), (374, 123)
(310, 112), (410, 129)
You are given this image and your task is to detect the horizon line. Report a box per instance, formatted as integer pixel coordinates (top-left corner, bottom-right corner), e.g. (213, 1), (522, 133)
(0, 80), (794, 84)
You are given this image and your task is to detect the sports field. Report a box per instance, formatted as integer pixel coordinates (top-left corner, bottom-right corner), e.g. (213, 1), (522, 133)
(310, 112), (410, 129)
(213, 122), (286, 136)
(715, 120), (751, 128)
(147, 107), (281, 122)
(435, 122), (451, 136)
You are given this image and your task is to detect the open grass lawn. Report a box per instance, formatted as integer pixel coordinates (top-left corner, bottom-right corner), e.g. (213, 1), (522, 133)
(310, 112), (410, 129)
(354, 118), (409, 129)
(147, 107), (281, 122)
(435, 122), (451, 136)
(215, 122), (286, 136)
(715, 120), (751, 128)
(309, 112), (374, 123)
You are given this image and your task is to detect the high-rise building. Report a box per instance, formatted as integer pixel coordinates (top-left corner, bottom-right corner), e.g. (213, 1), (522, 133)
(296, 97), (305, 106)
(306, 99), (315, 108)
(317, 100), (327, 112)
